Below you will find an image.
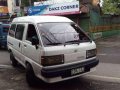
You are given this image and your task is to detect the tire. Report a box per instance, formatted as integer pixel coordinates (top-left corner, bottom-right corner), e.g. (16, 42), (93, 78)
(10, 52), (18, 67)
(26, 63), (38, 87)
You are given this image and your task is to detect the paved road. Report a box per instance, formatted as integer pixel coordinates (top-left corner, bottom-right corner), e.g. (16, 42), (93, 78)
(0, 68), (120, 90)
(0, 35), (120, 90)
(0, 49), (10, 65)
(85, 35), (120, 83)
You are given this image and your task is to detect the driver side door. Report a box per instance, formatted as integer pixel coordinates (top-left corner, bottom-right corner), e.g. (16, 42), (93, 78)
(22, 23), (41, 64)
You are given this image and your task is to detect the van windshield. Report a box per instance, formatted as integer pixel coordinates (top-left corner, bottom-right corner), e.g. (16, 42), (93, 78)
(38, 23), (91, 46)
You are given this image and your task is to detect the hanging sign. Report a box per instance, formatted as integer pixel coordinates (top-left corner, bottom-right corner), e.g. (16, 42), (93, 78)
(28, 1), (80, 16)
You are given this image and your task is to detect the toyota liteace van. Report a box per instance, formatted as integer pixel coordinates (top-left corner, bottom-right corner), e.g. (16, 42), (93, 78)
(7, 16), (99, 86)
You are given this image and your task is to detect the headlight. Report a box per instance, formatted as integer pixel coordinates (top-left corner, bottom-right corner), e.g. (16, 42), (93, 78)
(86, 49), (97, 59)
(41, 55), (64, 66)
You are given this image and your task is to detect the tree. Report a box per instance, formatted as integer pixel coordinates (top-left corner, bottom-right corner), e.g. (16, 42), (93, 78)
(102, 0), (120, 15)
(21, 0), (39, 6)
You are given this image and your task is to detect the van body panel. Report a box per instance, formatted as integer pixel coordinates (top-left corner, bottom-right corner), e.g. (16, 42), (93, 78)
(22, 40), (43, 64)
(12, 16), (73, 24)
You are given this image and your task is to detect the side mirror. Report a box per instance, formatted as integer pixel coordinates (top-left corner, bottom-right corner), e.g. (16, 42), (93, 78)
(31, 36), (39, 45)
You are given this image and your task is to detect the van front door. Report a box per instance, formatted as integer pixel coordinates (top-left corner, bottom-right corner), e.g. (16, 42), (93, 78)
(22, 24), (41, 65)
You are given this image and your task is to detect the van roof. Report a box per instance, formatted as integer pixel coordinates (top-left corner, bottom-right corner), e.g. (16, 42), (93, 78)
(12, 16), (73, 24)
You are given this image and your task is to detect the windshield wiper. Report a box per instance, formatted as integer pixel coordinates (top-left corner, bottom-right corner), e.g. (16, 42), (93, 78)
(46, 42), (62, 45)
(64, 40), (80, 45)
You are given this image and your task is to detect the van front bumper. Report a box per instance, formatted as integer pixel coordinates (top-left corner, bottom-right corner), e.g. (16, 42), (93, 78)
(41, 59), (99, 78)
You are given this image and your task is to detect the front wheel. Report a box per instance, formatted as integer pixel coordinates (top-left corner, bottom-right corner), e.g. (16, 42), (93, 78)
(10, 52), (18, 67)
(26, 63), (38, 86)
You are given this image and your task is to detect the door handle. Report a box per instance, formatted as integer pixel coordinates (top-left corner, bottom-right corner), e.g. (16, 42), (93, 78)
(24, 44), (27, 47)
(19, 42), (21, 48)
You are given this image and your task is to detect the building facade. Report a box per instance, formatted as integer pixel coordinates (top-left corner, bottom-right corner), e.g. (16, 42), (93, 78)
(0, 0), (7, 6)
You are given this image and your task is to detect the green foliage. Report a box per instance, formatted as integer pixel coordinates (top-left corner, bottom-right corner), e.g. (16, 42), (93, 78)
(102, 0), (120, 15)
(21, 0), (38, 6)
(21, 0), (29, 6)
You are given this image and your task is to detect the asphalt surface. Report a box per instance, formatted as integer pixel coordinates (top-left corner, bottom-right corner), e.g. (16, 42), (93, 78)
(85, 35), (120, 83)
(0, 49), (10, 65)
(0, 35), (120, 90)
(0, 67), (120, 90)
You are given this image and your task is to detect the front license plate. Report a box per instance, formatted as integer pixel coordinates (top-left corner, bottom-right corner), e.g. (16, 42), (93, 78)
(71, 67), (85, 75)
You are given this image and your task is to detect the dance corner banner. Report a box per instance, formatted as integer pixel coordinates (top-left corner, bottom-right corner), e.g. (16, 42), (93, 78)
(28, 1), (80, 16)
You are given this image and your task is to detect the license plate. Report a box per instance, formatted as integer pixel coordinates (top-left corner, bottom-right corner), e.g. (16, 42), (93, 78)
(71, 67), (85, 75)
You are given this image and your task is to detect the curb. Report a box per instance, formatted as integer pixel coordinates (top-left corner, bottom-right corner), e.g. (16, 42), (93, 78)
(0, 65), (13, 69)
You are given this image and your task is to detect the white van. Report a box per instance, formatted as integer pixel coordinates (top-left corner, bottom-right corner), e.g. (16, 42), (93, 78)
(7, 16), (99, 86)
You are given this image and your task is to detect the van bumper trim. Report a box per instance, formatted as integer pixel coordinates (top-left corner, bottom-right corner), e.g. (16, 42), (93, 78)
(41, 59), (99, 78)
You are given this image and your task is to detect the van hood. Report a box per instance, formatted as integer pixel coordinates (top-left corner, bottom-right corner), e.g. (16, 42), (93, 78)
(43, 42), (96, 63)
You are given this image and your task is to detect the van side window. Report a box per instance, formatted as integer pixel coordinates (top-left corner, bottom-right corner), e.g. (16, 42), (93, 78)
(26, 24), (39, 43)
(15, 24), (25, 40)
(9, 24), (16, 37)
